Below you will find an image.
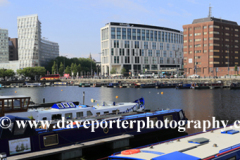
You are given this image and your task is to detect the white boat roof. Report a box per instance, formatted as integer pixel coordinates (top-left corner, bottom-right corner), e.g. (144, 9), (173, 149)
(112, 125), (240, 160)
(31, 102), (136, 113)
(0, 95), (30, 99)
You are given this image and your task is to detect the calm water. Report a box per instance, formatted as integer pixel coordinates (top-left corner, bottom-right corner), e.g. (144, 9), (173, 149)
(1, 86), (240, 134)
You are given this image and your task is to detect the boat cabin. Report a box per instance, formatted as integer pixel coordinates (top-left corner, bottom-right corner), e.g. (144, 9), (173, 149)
(0, 96), (30, 117)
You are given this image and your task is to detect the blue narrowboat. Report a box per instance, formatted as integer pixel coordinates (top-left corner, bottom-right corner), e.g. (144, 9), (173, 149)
(0, 109), (187, 157)
(109, 124), (240, 160)
(176, 83), (191, 89)
(107, 83), (119, 88)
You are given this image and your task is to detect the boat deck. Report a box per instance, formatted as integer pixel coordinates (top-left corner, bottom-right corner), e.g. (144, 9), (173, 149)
(112, 125), (240, 159)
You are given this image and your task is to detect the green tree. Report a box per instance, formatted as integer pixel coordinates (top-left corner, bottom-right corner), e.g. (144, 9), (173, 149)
(65, 66), (71, 74)
(52, 61), (57, 74)
(72, 63), (78, 76)
(59, 62), (64, 76)
(17, 67), (46, 79)
(121, 68), (126, 75)
(110, 68), (117, 74)
(235, 65), (238, 75)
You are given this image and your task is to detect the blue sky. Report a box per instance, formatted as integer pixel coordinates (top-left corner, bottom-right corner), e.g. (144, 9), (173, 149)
(0, 0), (239, 61)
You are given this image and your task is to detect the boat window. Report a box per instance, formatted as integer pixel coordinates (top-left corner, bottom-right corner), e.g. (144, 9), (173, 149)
(13, 99), (21, 109)
(96, 112), (100, 116)
(42, 117), (47, 120)
(57, 103), (64, 109)
(23, 98), (29, 109)
(148, 117), (158, 128)
(43, 134), (59, 147)
(163, 115), (173, 123)
(65, 113), (72, 119)
(225, 156), (236, 160)
(63, 103), (69, 108)
(112, 110), (117, 114)
(179, 111), (184, 120)
(68, 102), (75, 108)
(104, 111), (109, 114)
(52, 114), (62, 120)
(76, 112), (83, 118)
(87, 111), (93, 116)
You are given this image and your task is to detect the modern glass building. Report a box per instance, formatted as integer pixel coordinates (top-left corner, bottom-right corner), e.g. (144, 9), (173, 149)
(40, 39), (59, 67)
(17, 14), (59, 69)
(100, 22), (183, 76)
(0, 29), (9, 63)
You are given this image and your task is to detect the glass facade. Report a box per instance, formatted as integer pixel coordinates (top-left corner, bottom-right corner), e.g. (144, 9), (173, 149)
(0, 29), (9, 62)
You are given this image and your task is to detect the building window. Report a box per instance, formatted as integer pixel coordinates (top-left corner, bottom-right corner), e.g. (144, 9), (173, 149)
(160, 43), (163, 50)
(154, 31), (157, 41)
(127, 28), (131, 40)
(135, 57), (139, 63)
(148, 50), (152, 56)
(137, 29), (141, 40)
(122, 28), (126, 39)
(134, 41), (139, 48)
(167, 44), (169, 50)
(156, 50), (160, 57)
(125, 41), (129, 48)
(150, 30), (153, 41)
(146, 30), (149, 41)
(111, 28), (115, 39)
(117, 28), (121, 39)
(142, 30), (145, 41)
(170, 33), (173, 43)
(162, 32), (165, 42)
(152, 42), (156, 49)
(141, 49), (144, 56)
(158, 31), (161, 42)
(194, 33), (201, 36)
(167, 58), (170, 64)
(160, 57), (163, 63)
(132, 29), (136, 40)
(170, 51), (172, 57)
(144, 42), (148, 49)
(152, 57), (157, 64)
(111, 48), (114, 55)
(189, 34), (192, 36)
(164, 51), (166, 57)
(165, 32), (167, 42)
(144, 57), (148, 64)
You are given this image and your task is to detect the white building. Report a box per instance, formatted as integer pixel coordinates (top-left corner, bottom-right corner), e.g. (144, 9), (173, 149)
(0, 29), (9, 63)
(17, 14), (59, 69)
(100, 22), (183, 76)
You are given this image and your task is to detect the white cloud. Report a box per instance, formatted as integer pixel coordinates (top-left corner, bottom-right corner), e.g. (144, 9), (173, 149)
(0, 0), (9, 6)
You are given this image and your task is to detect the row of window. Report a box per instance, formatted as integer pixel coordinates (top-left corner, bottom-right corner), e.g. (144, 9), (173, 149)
(111, 48), (181, 58)
(112, 40), (180, 50)
(110, 27), (183, 43)
(184, 50), (239, 54)
(184, 44), (239, 48)
(113, 56), (181, 64)
(184, 26), (239, 31)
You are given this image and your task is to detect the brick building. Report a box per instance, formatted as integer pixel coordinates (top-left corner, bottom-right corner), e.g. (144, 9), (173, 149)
(183, 16), (240, 77)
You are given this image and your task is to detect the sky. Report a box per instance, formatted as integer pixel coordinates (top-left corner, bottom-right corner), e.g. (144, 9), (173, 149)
(0, 0), (240, 61)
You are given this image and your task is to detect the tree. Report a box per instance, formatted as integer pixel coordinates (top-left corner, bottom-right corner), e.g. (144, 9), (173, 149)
(121, 68), (126, 75)
(72, 63), (78, 76)
(59, 62), (64, 76)
(65, 66), (71, 74)
(235, 65), (238, 75)
(17, 67), (46, 79)
(52, 61), (57, 74)
(110, 68), (117, 74)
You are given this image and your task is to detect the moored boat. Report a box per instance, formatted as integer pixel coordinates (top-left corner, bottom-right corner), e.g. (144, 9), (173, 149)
(107, 83), (119, 88)
(155, 82), (178, 89)
(79, 83), (91, 87)
(0, 108), (187, 157)
(109, 124), (240, 160)
(53, 82), (68, 86)
(176, 83), (191, 89)
(2, 96), (145, 121)
(140, 83), (155, 88)
(230, 82), (240, 89)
